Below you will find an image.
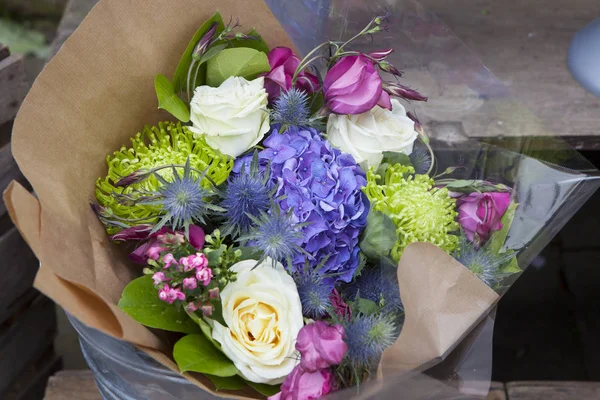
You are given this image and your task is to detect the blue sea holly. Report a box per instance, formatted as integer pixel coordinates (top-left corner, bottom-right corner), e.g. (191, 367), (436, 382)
(232, 127), (370, 283)
(343, 314), (398, 368)
(453, 235), (514, 287)
(344, 265), (403, 316)
(294, 271), (333, 318)
(271, 88), (313, 129)
(220, 152), (272, 237)
(95, 122), (232, 234)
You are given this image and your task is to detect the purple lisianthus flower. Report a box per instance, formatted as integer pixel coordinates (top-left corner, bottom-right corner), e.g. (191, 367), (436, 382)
(234, 127), (369, 283)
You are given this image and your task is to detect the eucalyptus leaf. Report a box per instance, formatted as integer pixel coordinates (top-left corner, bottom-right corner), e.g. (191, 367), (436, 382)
(357, 298), (380, 315)
(173, 334), (238, 377)
(154, 74), (190, 122)
(173, 12), (225, 92)
(118, 276), (200, 334)
(359, 210), (397, 261)
(206, 374), (248, 391)
(206, 47), (270, 87)
(247, 381), (281, 397)
(488, 201), (519, 255)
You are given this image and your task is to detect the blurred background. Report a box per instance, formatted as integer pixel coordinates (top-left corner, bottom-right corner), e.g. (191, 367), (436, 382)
(0, 0), (598, 399)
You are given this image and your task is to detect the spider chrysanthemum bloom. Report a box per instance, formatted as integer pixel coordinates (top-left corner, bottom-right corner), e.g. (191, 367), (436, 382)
(453, 236), (514, 287)
(221, 153), (272, 237)
(238, 206), (305, 267)
(364, 164), (459, 263)
(271, 88), (312, 129)
(95, 122), (232, 233)
(343, 314), (398, 368)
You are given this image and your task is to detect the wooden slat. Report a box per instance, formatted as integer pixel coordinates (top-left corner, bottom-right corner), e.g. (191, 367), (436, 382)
(0, 227), (39, 324)
(44, 371), (100, 400)
(0, 48), (26, 126)
(507, 381), (600, 399)
(0, 295), (57, 394)
(0, 44), (9, 62)
(487, 381), (507, 400)
(2, 349), (62, 400)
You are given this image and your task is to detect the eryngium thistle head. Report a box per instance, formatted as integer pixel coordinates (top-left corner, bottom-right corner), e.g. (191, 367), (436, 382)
(238, 206), (304, 267)
(344, 314), (398, 368)
(364, 164), (459, 263)
(150, 159), (221, 237)
(409, 144), (432, 175)
(453, 235), (514, 287)
(345, 266), (403, 316)
(221, 152), (272, 237)
(271, 88), (312, 129)
(295, 272), (333, 318)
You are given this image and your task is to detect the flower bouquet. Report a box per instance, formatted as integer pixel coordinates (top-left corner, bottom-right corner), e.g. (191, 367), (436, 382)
(5, 0), (599, 399)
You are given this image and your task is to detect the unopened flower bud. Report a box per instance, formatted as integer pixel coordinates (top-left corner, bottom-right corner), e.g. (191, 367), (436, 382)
(192, 22), (218, 60)
(115, 170), (150, 187)
(208, 287), (220, 299)
(383, 82), (428, 102)
(201, 304), (214, 317)
(378, 61), (403, 77)
(368, 48), (394, 61)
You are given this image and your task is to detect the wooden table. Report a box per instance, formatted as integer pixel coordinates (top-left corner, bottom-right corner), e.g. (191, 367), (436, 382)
(44, 370), (600, 399)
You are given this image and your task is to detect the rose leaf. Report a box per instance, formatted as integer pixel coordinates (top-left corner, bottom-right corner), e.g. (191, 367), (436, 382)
(247, 381), (281, 397)
(174, 334), (238, 377)
(359, 210), (397, 261)
(154, 74), (191, 122)
(488, 201), (519, 255)
(118, 276), (200, 334)
(206, 374), (248, 391)
(206, 47), (270, 87)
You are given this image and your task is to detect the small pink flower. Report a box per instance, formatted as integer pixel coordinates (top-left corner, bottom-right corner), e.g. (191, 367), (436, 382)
(146, 244), (166, 260)
(166, 287), (185, 304)
(269, 365), (334, 400)
(323, 54), (390, 115)
(182, 277), (198, 290)
(201, 304), (214, 317)
(196, 267), (213, 286)
(296, 321), (347, 372)
(456, 191), (511, 245)
(192, 253), (209, 269)
(158, 284), (171, 302)
(162, 253), (176, 269)
(152, 272), (169, 285)
(186, 302), (199, 312)
(208, 287), (220, 299)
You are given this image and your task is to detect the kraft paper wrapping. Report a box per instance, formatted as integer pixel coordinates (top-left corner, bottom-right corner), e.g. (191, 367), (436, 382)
(3, 0), (499, 398)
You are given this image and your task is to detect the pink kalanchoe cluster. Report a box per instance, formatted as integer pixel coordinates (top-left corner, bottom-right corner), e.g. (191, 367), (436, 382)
(158, 284), (185, 304)
(270, 322), (347, 400)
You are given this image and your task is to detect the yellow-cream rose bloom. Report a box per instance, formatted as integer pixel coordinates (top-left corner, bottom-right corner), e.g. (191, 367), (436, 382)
(211, 258), (303, 384)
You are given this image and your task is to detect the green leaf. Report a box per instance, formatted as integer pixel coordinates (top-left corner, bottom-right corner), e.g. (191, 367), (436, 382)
(229, 29), (270, 54)
(247, 381), (281, 397)
(357, 298), (380, 316)
(488, 202), (519, 255)
(173, 12), (225, 92)
(206, 374), (248, 391)
(206, 47), (270, 87)
(445, 180), (478, 190)
(185, 309), (222, 350)
(359, 210), (397, 261)
(0, 20), (50, 58)
(198, 43), (229, 65)
(500, 256), (521, 274)
(381, 152), (413, 167)
(154, 74), (190, 122)
(118, 276), (200, 334)
(173, 334), (238, 377)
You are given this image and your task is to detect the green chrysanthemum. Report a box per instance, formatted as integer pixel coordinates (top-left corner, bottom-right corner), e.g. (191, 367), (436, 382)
(363, 164), (459, 263)
(95, 122), (233, 233)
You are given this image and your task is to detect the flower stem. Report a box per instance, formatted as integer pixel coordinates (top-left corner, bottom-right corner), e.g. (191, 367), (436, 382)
(292, 41), (332, 85)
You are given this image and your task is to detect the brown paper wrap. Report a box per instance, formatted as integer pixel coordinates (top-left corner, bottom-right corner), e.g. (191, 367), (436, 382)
(3, 0), (499, 398)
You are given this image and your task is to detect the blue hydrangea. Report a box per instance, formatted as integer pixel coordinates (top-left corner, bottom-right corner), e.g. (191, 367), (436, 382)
(233, 127), (370, 283)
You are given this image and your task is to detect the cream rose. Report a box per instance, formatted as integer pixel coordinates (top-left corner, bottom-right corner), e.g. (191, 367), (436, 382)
(189, 76), (270, 158)
(326, 99), (418, 169)
(211, 258), (303, 384)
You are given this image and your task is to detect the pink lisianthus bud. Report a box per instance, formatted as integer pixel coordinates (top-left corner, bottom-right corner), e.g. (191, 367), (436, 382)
(188, 225), (205, 249)
(152, 272), (169, 285)
(162, 253), (176, 269)
(378, 60), (403, 77)
(192, 22), (218, 60)
(208, 287), (220, 299)
(407, 111), (425, 136)
(268, 365), (335, 400)
(368, 48), (394, 61)
(201, 304), (214, 317)
(296, 321), (347, 372)
(262, 47), (320, 102)
(182, 277), (198, 290)
(456, 192), (512, 245)
(323, 55), (390, 115)
(114, 169), (151, 187)
(382, 82), (428, 101)
(109, 224), (154, 242)
(196, 267), (213, 286)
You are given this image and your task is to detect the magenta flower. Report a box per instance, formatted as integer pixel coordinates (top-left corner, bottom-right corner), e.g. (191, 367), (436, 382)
(109, 224), (154, 242)
(323, 55), (391, 115)
(158, 284), (186, 304)
(263, 47), (319, 102)
(330, 289), (352, 321)
(208, 287), (220, 299)
(196, 267), (213, 286)
(188, 225), (206, 250)
(368, 48), (393, 61)
(268, 365), (334, 400)
(456, 192), (511, 245)
(145, 243), (166, 260)
(182, 277), (198, 290)
(295, 321), (347, 372)
(126, 224), (204, 265)
(162, 253), (176, 269)
(152, 272), (169, 285)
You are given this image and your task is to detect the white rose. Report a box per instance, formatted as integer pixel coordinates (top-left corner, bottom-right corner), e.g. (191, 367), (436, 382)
(189, 76), (270, 158)
(211, 258), (303, 384)
(326, 99), (418, 169)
